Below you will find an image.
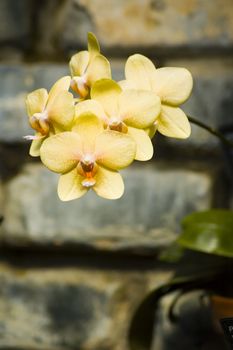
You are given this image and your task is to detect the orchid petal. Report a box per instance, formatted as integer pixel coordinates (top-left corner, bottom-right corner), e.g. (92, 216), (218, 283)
(69, 51), (89, 77)
(119, 90), (161, 129)
(29, 136), (46, 157)
(125, 54), (156, 90)
(93, 166), (124, 199)
(153, 67), (193, 105)
(40, 132), (82, 173)
(91, 79), (121, 117)
(72, 112), (104, 154)
(127, 127), (154, 161)
(58, 168), (87, 201)
(47, 91), (74, 128)
(86, 54), (111, 85)
(95, 130), (136, 170)
(47, 76), (71, 109)
(118, 79), (135, 90)
(75, 99), (107, 122)
(146, 124), (158, 139)
(25, 89), (48, 117)
(158, 105), (191, 139)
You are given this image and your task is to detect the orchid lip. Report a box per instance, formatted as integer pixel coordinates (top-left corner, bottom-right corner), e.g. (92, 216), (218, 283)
(109, 116), (121, 126)
(81, 178), (96, 188)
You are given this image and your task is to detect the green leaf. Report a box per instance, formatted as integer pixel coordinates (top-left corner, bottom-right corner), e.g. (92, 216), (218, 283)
(178, 210), (233, 257)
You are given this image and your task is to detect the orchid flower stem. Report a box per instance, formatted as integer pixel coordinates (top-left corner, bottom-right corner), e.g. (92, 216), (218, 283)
(188, 116), (233, 149)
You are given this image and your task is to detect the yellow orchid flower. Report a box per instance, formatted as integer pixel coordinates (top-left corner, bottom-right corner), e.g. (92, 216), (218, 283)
(25, 76), (75, 157)
(40, 113), (136, 200)
(82, 79), (161, 161)
(69, 32), (111, 99)
(120, 54), (193, 139)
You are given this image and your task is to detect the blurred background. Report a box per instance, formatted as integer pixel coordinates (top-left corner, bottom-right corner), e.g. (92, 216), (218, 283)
(0, 0), (233, 349)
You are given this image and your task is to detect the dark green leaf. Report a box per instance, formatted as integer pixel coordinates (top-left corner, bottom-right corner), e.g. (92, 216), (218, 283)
(178, 210), (233, 257)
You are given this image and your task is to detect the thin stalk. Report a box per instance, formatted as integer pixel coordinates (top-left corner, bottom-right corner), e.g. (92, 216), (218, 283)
(188, 116), (233, 148)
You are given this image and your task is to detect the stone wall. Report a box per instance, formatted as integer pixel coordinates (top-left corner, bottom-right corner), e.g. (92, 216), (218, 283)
(0, 0), (232, 349)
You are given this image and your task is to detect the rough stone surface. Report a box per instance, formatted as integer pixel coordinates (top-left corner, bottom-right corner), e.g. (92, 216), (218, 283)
(0, 0), (233, 58)
(61, 0), (233, 50)
(32, 1), (71, 58)
(1, 163), (214, 250)
(0, 181), (3, 217)
(0, 261), (172, 350)
(0, 0), (30, 46)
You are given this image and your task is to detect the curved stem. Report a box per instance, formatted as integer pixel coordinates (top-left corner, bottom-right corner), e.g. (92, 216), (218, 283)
(188, 116), (233, 148)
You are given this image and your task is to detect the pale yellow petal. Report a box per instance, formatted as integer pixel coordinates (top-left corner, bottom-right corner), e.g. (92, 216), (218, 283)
(119, 90), (161, 129)
(118, 79), (135, 90)
(69, 51), (89, 77)
(52, 123), (65, 134)
(47, 76), (71, 109)
(127, 127), (153, 161)
(153, 67), (193, 105)
(125, 54), (156, 90)
(58, 168), (87, 201)
(29, 136), (45, 157)
(95, 130), (136, 170)
(86, 54), (111, 85)
(93, 166), (124, 199)
(88, 32), (100, 59)
(40, 132), (82, 173)
(91, 79), (121, 117)
(158, 105), (191, 139)
(25, 89), (48, 117)
(145, 124), (158, 139)
(47, 91), (75, 128)
(75, 99), (107, 122)
(72, 112), (104, 153)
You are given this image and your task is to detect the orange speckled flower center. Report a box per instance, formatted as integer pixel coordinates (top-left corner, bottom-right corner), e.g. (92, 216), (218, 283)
(108, 117), (128, 133)
(77, 154), (98, 188)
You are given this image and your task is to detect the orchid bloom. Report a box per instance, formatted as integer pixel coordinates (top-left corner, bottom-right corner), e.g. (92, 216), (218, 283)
(40, 113), (136, 200)
(120, 54), (193, 139)
(25, 76), (74, 157)
(74, 79), (160, 161)
(69, 32), (111, 99)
